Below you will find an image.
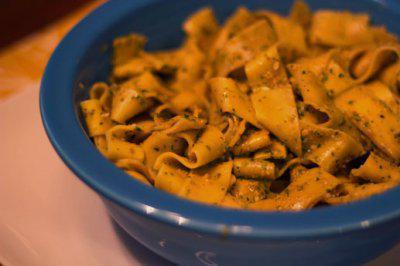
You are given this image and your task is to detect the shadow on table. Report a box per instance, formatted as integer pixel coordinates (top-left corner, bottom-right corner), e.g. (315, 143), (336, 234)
(110, 217), (176, 266)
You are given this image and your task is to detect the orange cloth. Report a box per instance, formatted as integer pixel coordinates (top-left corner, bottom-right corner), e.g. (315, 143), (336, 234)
(0, 0), (105, 100)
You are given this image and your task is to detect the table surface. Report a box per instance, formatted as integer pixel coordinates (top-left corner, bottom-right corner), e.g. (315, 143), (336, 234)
(0, 2), (170, 265)
(0, 86), (173, 265)
(0, 0), (104, 101)
(0, 1), (399, 265)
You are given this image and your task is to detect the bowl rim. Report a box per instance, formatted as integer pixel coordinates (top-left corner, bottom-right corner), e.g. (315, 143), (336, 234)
(40, 0), (400, 239)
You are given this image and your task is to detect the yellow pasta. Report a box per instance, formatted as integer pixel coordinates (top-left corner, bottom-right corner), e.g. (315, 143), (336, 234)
(325, 182), (397, 205)
(301, 121), (364, 173)
(141, 131), (186, 176)
(250, 168), (340, 211)
(335, 86), (400, 160)
(255, 10), (308, 59)
(183, 7), (219, 50)
(350, 45), (400, 83)
(211, 7), (256, 57)
(80, 3), (400, 211)
(155, 161), (235, 204)
(111, 72), (166, 123)
(253, 139), (288, 160)
(233, 158), (276, 180)
(233, 130), (270, 155)
(214, 19), (276, 76)
(154, 125), (226, 169)
(105, 125), (145, 161)
(80, 99), (113, 137)
(289, 0), (312, 30)
(210, 77), (260, 127)
(112, 33), (147, 66)
(115, 159), (152, 185)
(310, 11), (374, 47)
(351, 152), (400, 183)
(230, 178), (269, 205)
(251, 86), (302, 155)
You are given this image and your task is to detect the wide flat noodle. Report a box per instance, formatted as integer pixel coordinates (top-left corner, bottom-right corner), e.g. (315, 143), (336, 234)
(233, 130), (270, 155)
(141, 131), (186, 176)
(155, 161), (234, 204)
(250, 168), (340, 211)
(359, 81), (400, 115)
(113, 50), (174, 80)
(152, 114), (206, 135)
(170, 82), (209, 112)
(289, 0), (312, 30)
(288, 63), (366, 145)
(223, 115), (247, 147)
(93, 135), (108, 157)
(184, 161), (234, 204)
(310, 11), (374, 47)
(351, 152), (400, 183)
(253, 139), (287, 160)
(232, 158), (276, 179)
(209, 77), (261, 127)
(211, 7), (256, 57)
(172, 40), (206, 91)
(115, 158), (152, 185)
(105, 125), (145, 161)
(325, 182), (396, 205)
(111, 72), (168, 123)
(379, 61), (400, 90)
(89, 82), (112, 112)
(154, 125), (226, 169)
(301, 121), (364, 173)
(214, 19), (276, 76)
(288, 64), (336, 124)
(219, 194), (243, 209)
(230, 179), (269, 205)
(245, 46), (290, 88)
(211, 7), (256, 54)
(155, 162), (190, 195)
(247, 46), (301, 155)
(80, 99), (113, 137)
(350, 45), (400, 83)
(251, 86), (302, 155)
(183, 7), (219, 51)
(256, 10), (307, 59)
(323, 59), (355, 97)
(112, 33), (146, 66)
(335, 86), (400, 161)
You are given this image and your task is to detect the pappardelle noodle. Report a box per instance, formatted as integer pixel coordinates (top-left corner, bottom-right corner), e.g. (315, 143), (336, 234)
(80, 1), (400, 211)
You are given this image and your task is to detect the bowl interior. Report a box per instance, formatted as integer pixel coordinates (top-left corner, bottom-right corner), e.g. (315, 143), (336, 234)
(41, 0), (400, 239)
(73, 0), (400, 103)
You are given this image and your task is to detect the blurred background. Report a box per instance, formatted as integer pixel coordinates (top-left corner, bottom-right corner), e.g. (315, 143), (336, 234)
(0, 0), (91, 49)
(0, 0), (104, 100)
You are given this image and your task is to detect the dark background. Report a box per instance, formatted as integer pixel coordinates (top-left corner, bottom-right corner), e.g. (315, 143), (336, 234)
(0, 0), (91, 49)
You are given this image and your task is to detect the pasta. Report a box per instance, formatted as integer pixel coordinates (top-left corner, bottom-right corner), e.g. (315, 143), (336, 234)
(80, 0), (400, 211)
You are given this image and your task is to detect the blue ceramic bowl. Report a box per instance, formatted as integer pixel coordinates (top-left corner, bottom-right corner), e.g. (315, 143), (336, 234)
(40, 0), (400, 265)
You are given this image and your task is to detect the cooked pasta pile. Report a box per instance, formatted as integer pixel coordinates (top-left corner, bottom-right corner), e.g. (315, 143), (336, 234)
(80, 1), (400, 211)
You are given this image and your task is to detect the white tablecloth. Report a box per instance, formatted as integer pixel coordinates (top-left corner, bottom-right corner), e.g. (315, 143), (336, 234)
(0, 86), (172, 266)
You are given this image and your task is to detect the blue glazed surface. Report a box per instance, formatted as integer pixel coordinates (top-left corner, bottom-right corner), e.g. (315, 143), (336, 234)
(40, 0), (400, 264)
